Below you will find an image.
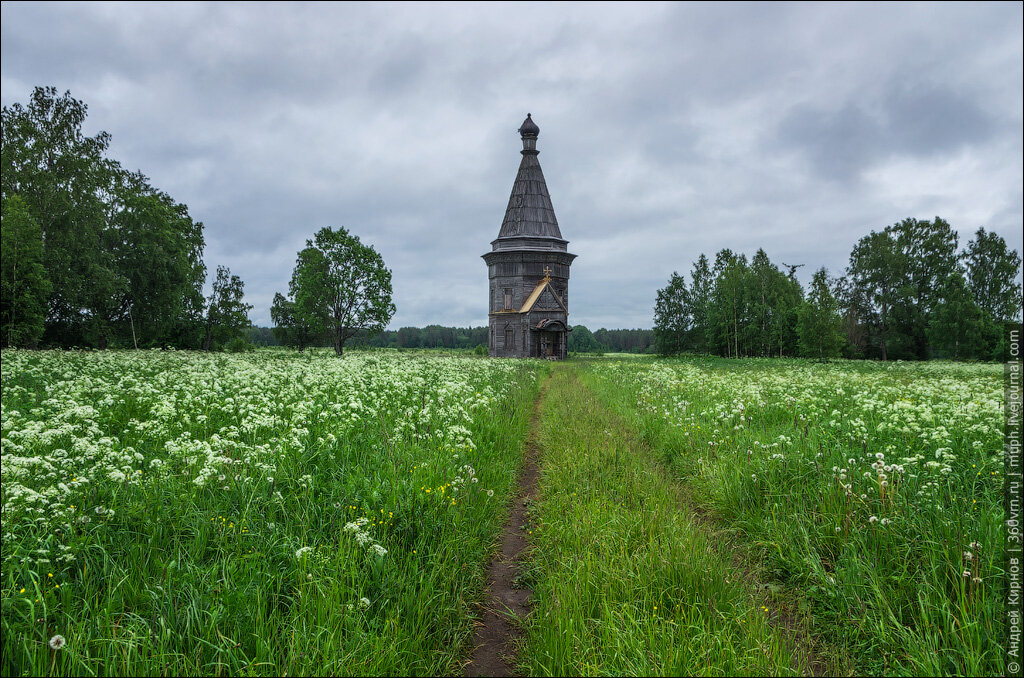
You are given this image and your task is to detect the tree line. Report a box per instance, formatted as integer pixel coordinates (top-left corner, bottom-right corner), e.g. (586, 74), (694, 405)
(260, 323), (655, 354)
(654, 217), (1021, 361)
(256, 324), (488, 350)
(1, 87), (252, 350)
(567, 326), (655, 354)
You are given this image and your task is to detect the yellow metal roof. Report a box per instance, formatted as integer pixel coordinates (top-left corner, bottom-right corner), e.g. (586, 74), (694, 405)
(519, 279), (567, 314)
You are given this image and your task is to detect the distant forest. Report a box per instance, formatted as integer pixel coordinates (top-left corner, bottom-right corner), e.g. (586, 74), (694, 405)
(247, 325), (656, 354)
(653, 217), (1022, 362)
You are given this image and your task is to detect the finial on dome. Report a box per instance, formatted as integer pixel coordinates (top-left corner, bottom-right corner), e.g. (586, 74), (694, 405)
(519, 113), (539, 138)
(519, 113), (540, 154)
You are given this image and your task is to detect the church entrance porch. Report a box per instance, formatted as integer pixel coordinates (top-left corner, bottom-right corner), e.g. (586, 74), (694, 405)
(531, 319), (568, 360)
(535, 330), (563, 358)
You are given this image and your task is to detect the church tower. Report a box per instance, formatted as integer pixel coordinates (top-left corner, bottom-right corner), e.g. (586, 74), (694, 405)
(483, 114), (576, 358)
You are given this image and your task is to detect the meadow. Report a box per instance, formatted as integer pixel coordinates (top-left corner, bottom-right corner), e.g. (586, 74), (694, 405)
(562, 357), (1006, 676)
(1, 349), (543, 675)
(1, 350), (1009, 676)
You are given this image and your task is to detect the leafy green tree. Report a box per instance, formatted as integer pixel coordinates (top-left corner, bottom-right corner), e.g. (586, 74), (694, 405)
(709, 250), (750, 357)
(833, 275), (870, 358)
(1, 195), (51, 347)
(892, 217), (960, 358)
(965, 227), (1022, 323)
(964, 227), (1022, 360)
(653, 272), (690, 355)
(203, 266), (252, 351)
(591, 328), (655, 353)
(928, 272), (985, 360)
(395, 326), (422, 348)
(749, 250), (776, 356)
(848, 217), (966, 360)
(245, 326), (279, 346)
(2, 86), (208, 348)
(689, 254), (712, 353)
(111, 184), (206, 347)
(289, 227), (395, 356)
(270, 292), (319, 351)
(774, 274), (803, 358)
(2, 87), (119, 344)
(567, 324), (604, 353)
(747, 249), (802, 357)
(797, 268), (845, 360)
(847, 229), (903, 360)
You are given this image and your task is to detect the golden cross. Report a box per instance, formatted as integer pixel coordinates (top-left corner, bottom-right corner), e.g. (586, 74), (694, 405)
(543, 266), (552, 279)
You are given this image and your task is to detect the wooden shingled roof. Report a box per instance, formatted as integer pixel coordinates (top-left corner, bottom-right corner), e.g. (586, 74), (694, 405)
(497, 117), (563, 240)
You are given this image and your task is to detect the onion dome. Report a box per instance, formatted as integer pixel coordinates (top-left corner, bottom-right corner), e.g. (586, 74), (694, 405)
(518, 113), (539, 138)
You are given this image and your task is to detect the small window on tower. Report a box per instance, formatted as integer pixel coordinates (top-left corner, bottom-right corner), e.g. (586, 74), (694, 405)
(504, 288), (513, 310)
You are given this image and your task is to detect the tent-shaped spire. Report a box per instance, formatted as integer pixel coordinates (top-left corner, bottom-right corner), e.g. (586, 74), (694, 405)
(496, 114), (563, 240)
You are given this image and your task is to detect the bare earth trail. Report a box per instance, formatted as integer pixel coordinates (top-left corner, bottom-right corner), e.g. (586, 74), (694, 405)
(464, 366), (830, 676)
(463, 375), (548, 677)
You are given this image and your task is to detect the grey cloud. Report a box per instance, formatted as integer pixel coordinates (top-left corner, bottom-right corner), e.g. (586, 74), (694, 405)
(886, 84), (994, 154)
(777, 83), (996, 182)
(2, 2), (1020, 329)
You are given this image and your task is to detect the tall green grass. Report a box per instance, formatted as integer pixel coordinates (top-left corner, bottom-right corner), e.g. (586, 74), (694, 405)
(519, 365), (809, 676)
(1, 349), (544, 676)
(586, 356), (1006, 676)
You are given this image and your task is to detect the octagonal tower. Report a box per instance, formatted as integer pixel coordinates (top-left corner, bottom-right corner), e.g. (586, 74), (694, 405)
(483, 114), (576, 358)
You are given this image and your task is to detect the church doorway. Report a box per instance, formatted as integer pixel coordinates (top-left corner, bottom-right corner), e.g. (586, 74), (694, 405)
(537, 330), (563, 359)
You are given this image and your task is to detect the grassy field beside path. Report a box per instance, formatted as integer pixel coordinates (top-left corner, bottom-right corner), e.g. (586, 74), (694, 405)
(1, 350), (545, 676)
(519, 364), (813, 676)
(584, 356), (1006, 676)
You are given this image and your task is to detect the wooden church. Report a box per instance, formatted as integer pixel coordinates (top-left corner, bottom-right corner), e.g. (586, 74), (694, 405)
(483, 114), (576, 359)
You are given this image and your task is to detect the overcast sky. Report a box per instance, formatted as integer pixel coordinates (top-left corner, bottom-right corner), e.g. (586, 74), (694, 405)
(2, 1), (1021, 329)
